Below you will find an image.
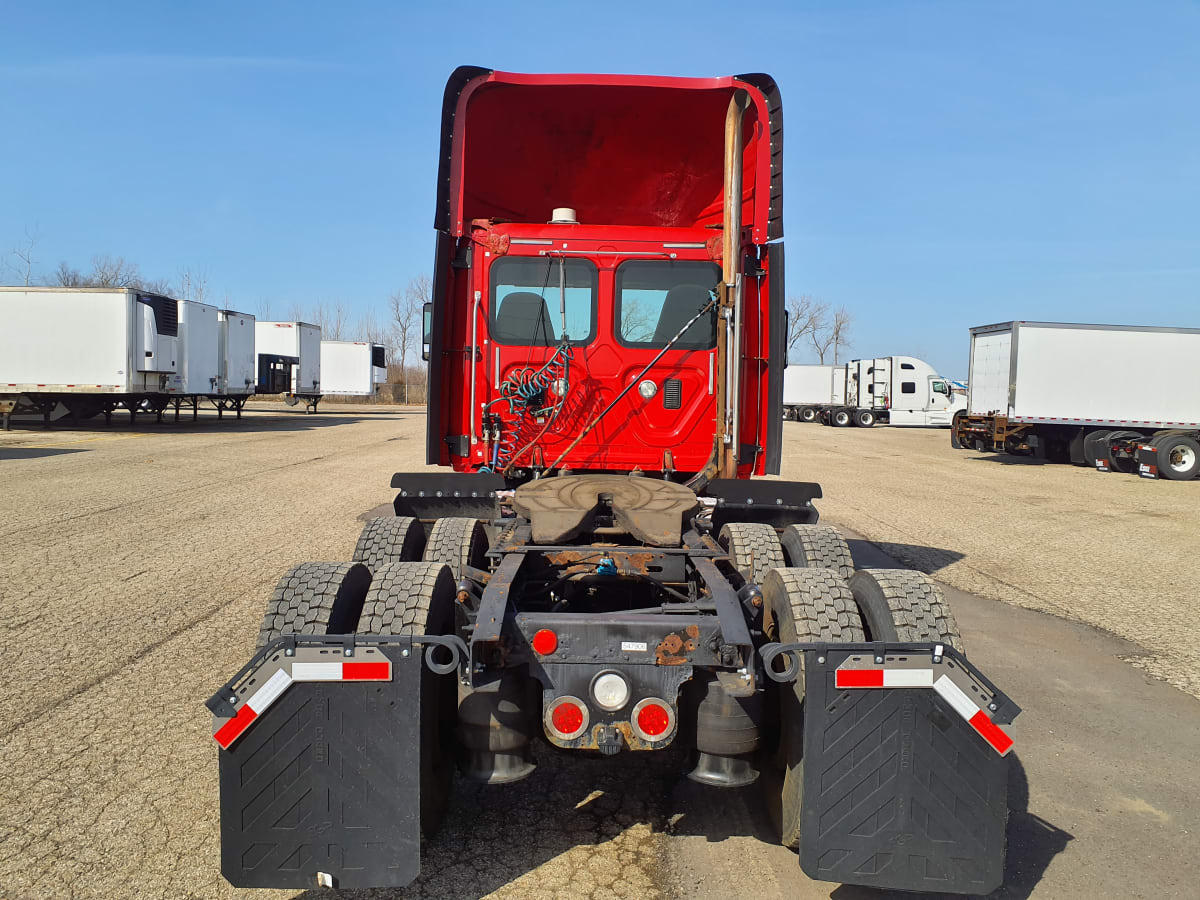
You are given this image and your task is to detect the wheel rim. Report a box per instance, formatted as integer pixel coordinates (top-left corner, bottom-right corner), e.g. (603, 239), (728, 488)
(1170, 445), (1196, 473)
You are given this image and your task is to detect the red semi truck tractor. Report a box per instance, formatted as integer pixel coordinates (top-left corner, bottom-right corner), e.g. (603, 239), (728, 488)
(208, 68), (1020, 895)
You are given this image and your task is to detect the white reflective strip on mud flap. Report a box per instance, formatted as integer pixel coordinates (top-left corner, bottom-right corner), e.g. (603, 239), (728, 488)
(883, 669), (935, 688)
(291, 662), (343, 681)
(246, 668), (293, 714)
(933, 674), (979, 722)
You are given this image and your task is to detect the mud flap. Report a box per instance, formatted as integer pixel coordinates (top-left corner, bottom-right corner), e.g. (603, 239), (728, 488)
(798, 649), (1010, 895)
(214, 643), (422, 889)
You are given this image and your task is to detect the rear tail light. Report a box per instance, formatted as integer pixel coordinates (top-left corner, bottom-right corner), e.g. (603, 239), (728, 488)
(545, 696), (589, 740)
(631, 697), (675, 742)
(531, 629), (558, 656)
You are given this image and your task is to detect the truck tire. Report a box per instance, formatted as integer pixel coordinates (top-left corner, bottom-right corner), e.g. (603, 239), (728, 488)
(256, 561), (372, 647)
(779, 524), (854, 578)
(1082, 430), (1112, 468)
(423, 517), (489, 577)
(848, 568), (964, 653)
(761, 568), (864, 849)
(854, 409), (876, 427)
(357, 562), (458, 838)
(719, 522), (785, 587)
(1103, 430), (1142, 473)
(799, 406), (817, 423)
(1155, 433), (1200, 481)
(831, 408), (851, 427)
(949, 411), (965, 449)
(353, 515), (426, 569)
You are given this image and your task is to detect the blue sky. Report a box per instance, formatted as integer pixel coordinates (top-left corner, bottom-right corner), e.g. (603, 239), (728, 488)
(2, 0), (1197, 377)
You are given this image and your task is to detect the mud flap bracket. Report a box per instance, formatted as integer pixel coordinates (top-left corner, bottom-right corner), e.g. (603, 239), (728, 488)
(797, 647), (1010, 894)
(215, 642), (422, 889)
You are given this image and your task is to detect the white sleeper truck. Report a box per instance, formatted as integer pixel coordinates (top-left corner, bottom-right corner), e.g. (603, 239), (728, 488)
(817, 356), (964, 428)
(954, 320), (1200, 480)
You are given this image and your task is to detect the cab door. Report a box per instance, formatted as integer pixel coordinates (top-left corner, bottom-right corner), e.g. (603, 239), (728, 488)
(926, 377), (955, 425)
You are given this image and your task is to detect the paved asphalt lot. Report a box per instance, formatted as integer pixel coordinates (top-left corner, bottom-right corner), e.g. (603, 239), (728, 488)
(0, 405), (1196, 899)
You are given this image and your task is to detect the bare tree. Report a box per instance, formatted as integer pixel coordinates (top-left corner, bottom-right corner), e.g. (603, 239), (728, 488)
(256, 297), (274, 320)
(9, 227), (38, 286)
(177, 266), (208, 303)
(390, 275), (430, 404)
(51, 261), (85, 287)
(786, 294), (827, 356)
(830, 306), (853, 364)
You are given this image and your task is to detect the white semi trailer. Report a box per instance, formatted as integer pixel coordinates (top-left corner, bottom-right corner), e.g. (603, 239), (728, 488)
(254, 321), (322, 412)
(0, 286), (186, 428)
(212, 310), (256, 419)
(954, 321), (1200, 480)
(782, 365), (846, 421)
(319, 341), (387, 397)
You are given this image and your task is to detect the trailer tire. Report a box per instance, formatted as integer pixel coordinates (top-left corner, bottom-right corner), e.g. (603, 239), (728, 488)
(950, 411), (965, 449)
(831, 408), (851, 427)
(256, 561), (372, 647)
(779, 524), (854, 578)
(761, 567), (864, 849)
(799, 406), (817, 423)
(358, 561), (458, 838)
(353, 515), (426, 570)
(1155, 433), (1200, 481)
(854, 409), (875, 428)
(719, 522), (785, 587)
(423, 517), (489, 577)
(1082, 430), (1112, 468)
(848, 568), (964, 653)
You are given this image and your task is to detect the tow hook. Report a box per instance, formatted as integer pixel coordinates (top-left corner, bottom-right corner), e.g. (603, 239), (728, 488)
(595, 724), (625, 755)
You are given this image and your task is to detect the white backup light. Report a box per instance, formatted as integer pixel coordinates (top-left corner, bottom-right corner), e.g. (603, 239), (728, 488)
(591, 672), (630, 711)
(638, 379), (658, 400)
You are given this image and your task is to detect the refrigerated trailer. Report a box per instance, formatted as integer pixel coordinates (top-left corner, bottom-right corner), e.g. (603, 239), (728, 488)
(782, 365), (845, 421)
(319, 340), (387, 397)
(0, 286), (184, 428)
(954, 321), (1200, 480)
(254, 321), (322, 412)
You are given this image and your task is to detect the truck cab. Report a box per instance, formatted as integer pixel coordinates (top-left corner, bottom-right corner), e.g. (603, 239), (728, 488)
(842, 355), (965, 426)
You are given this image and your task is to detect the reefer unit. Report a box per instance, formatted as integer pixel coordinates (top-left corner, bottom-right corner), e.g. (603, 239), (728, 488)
(217, 310), (256, 396)
(968, 321), (1200, 427)
(319, 341), (387, 396)
(176, 300), (221, 395)
(255, 321), (321, 395)
(0, 287), (180, 394)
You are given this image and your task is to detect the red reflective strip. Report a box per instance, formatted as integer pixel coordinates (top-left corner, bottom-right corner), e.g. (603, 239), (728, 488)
(342, 661), (390, 680)
(836, 669), (884, 688)
(969, 710), (1013, 755)
(213, 704), (258, 748)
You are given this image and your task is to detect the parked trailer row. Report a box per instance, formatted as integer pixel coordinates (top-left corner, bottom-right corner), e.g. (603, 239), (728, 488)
(953, 320), (1200, 481)
(0, 289), (335, 428)
(784, 355), (964, 427)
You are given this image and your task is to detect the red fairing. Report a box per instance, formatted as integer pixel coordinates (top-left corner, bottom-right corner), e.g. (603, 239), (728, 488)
(427, 69), (784, 479)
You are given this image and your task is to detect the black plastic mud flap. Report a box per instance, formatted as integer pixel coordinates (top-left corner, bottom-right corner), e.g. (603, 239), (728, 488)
(798, 649), (1010, 895)
(215, 643), (421, 890)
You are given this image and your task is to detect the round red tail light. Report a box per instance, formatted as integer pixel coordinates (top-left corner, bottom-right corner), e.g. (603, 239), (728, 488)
(552, 701), (584, 735)
(545, 695), (589, 741)
(531, 629), (558, 656)
(631, 697), (675, 742)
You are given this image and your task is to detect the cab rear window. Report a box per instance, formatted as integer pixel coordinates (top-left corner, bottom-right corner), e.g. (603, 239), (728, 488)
(615, 260), (719, 350)
(490, 257), (597, 346)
